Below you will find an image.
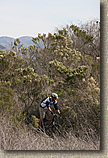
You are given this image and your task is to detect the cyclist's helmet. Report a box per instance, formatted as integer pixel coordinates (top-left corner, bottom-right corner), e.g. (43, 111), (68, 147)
(51, 93), (58, 99)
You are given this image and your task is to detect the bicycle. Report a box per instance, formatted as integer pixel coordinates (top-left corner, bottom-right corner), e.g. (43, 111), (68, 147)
(40, 113), (65, 138)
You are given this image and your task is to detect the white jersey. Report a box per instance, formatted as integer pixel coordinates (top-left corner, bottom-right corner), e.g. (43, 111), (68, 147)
(40, 97), (58, 110)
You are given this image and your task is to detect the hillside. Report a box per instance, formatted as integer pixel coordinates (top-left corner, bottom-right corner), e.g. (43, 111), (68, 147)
(0, 36), (14, 46)
(0, 19), (100, 150)
(19, 36), (34, 47)
(0, 36), (34, 49)
(0, 44), (6, 50)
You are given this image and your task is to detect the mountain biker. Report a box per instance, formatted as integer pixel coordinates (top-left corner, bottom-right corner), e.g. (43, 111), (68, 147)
(38, 93), (60, 128)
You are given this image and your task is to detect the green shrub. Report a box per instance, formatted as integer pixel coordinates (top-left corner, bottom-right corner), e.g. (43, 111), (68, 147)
(31, 115), (39, 128)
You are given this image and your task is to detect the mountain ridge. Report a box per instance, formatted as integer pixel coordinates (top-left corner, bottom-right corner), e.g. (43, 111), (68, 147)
(0, 36), (34, 49)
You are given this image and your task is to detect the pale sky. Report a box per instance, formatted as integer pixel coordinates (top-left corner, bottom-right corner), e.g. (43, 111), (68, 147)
(0, 0), (100, 38)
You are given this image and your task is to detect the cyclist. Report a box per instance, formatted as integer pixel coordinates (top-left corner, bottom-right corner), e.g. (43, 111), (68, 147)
(38, 93), (60, 128)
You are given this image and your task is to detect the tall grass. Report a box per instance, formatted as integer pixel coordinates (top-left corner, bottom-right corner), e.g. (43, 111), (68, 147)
(0, 119), (100, 150)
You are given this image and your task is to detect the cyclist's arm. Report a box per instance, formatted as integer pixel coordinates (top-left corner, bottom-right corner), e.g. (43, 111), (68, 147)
(54, 103), (60, 114)
(48, 106), (52, 112)
(56, 109), (60, 114)
(46, 101), (53, 113)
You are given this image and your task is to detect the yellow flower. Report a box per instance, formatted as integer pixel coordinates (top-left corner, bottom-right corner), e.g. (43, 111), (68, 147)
(0, 55), (4, 58)
(82, 78), (86, 83)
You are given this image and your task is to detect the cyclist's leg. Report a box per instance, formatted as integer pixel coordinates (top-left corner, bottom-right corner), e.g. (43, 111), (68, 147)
(38, 107), (47, 128)
(47, 112), (53, 124)
(38, 107), (44, 127)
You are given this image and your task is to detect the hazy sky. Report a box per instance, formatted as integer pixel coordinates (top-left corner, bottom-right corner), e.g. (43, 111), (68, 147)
(0, 0), (100, 38)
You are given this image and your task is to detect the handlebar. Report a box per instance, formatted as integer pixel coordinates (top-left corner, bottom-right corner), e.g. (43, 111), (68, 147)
(52, 113), (61, 118)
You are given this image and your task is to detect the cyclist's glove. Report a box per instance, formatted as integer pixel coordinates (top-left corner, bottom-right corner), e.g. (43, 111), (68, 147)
(50, 111), (54, 115)
(59, 113), (61, 117)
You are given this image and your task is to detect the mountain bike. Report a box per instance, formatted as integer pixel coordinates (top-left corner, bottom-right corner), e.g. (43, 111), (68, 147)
(41, 113), (64, 138)
(26, 112), (65, 138)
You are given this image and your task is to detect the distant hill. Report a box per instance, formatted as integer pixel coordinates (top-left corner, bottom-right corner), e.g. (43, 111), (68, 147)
(0, 36), (34, 50)
(19, 36), (34, 47)
(0, 36), (14, 48)
(0, 44), (7, 50)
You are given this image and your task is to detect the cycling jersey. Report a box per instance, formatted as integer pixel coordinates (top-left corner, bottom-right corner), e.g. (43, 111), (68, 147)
(40, 97), (58, 110)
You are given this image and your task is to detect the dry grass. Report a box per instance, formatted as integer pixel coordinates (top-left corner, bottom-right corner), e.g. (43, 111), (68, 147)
(0, 120), (100, 150)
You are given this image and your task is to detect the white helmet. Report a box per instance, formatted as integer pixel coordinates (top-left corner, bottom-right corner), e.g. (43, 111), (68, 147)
(51, 93), (58, 99)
